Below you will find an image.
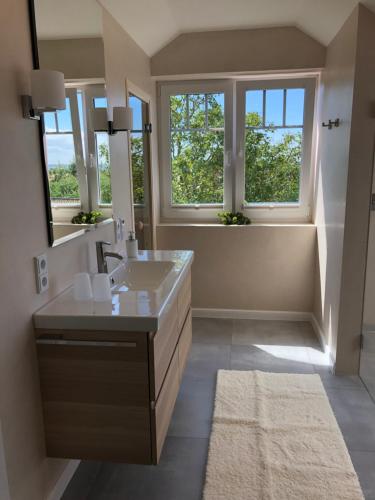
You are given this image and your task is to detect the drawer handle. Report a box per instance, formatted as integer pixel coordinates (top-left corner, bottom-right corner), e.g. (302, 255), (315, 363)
(36, 339), (137, 348)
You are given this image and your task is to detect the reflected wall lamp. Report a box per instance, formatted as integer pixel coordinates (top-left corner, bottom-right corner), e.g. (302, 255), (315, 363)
(93, 106), (133, 135)
(22, 69), (66, 120)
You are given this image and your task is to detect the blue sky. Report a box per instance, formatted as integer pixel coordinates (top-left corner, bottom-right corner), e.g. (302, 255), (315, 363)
(44, 88), (305, 166)
(129, 95), (143, 131)
(246, 88), (304, 126)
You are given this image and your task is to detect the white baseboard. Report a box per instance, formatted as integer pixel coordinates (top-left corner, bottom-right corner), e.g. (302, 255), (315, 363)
(192, 308), (312, 322)
(47, 460), (80, 500)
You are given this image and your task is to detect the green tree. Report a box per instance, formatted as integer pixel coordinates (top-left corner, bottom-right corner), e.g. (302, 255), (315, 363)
(245, 112), (301, 203)
(169, 94), (302, 205)
(48, 161), (80, 201)
(130, 134), (145, 205)
(98, 143), (112, 204)
(170, 94), (224, 204)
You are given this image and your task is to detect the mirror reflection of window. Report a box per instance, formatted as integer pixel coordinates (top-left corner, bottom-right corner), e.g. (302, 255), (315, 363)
(42, 84), (113, 244)
(129, 93), (153, 250)
(93, 97), (112, 206)
(44, 93), (85, 208)
(129, 95), (145, 207)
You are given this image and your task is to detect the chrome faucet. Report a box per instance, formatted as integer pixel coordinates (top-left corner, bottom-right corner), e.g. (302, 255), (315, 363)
(96, 241), (123, 274)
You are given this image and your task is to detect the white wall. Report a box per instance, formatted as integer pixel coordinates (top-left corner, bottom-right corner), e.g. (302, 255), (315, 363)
(0, 421), (10, 500)
(313, 9), (358, 367)
(38, 38), (105, 80)
(157, 224), (316, 313)
(151, 26), (325, 77)
(363, 204), (375, 330)
(0, 1), (116, 499)
(314, 5), (375, 374)
(102, 8), (160, 241)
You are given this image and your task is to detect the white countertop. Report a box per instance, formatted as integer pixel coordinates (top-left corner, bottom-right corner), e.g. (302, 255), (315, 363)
(33, 250), (194, 332)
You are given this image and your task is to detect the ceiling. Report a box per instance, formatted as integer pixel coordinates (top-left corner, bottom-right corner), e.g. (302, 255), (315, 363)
(35, 0), (375, 55)
(34, 0), (103, 40)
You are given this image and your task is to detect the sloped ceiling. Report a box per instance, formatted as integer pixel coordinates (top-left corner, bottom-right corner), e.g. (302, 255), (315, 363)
(35, 0), (375, 55)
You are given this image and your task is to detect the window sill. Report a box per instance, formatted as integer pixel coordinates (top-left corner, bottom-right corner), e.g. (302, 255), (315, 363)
(157, 222), (315, 228)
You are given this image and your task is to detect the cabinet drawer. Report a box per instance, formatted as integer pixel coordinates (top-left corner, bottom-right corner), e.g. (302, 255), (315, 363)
(37, 337), (152, 463)
(178, 309), (192, 381)
(151, 347), (179, 464)
(177, 272), (191, 330)
(149, 297), (179, 400)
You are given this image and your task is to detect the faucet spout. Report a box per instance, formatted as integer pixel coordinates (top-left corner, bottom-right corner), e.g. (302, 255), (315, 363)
(96, 241), (123, 274)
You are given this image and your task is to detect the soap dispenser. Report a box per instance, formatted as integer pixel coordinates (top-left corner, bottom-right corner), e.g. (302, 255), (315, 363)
(126, 230), (138, 258)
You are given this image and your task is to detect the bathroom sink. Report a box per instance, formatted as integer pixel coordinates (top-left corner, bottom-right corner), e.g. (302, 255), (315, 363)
(110, 261), (175, 291)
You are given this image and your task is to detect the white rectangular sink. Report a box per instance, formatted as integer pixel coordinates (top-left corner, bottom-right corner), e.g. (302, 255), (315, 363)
(110, 260), (175, 291)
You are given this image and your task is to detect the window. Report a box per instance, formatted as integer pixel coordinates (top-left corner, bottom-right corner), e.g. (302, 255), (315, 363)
(44, 93), (84, 208)
(170, 92), (225, 205)
(93, 96), (111, 206)
(159, 77), (316, 222)
(82, 85), (112, 212)
(160, 81), (233, 220)
(43, 85), (112, 213)
(129, 94), (146, 206)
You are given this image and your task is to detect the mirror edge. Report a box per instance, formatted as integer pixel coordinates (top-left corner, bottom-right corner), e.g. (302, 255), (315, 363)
(28, 0), (54, 247)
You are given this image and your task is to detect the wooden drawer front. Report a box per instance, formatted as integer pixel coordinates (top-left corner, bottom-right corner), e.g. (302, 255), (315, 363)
(152, 347), (180, 464)
(37, 337), (152, 463)
(150, 298), (179, 399)
(177, 272), (191, 330)
(178, 309), (192, 381)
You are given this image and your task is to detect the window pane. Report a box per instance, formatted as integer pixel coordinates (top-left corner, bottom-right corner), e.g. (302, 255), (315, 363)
(44, 112), (56, 132)
(246, 90), (263, 127)
(207, 93), (224, 128)
(286, 88), (305, 126)
(96, 132), (112, 205)
(171, 130), (224, 204)
(56, 98), (73, 132)
(265, 89), (283, 126)
(45, 134), (80, 206)
(130, 132), (145, 205)
(188, 94), (205, 128)
(129, 95), (143, 131)
(170, 95), (187, 129)
(93, 97), (108, 108)
(244, 127), (302, 203)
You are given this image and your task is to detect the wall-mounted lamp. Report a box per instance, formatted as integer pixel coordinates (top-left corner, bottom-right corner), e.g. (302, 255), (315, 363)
(93, 106), (133, 135)
(22, 69), (66, 120)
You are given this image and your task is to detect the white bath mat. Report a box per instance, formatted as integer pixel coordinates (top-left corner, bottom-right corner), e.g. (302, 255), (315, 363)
(203, 370), (364, 500)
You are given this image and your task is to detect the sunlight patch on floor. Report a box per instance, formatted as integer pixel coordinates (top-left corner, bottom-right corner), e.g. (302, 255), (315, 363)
(254, 344), (331, 366)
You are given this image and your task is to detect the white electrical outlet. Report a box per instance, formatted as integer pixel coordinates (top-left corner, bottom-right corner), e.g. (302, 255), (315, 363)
(35, 253), (48, 274)
(34, 254), (49, 294)
(36, 273), (49, 294)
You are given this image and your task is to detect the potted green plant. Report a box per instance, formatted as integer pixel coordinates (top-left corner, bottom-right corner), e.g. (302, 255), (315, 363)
(71, 210), (103, 225)
(218, 211), (251, 225)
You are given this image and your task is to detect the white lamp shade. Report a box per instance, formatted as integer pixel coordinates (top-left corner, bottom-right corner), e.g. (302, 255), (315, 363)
(31, 70), (66, 111)
(92, 108), (109, 131)
(113, 106), (133, 131)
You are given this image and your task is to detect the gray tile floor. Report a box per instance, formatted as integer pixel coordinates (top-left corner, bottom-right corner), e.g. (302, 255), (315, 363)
(62, 318), (375, 500)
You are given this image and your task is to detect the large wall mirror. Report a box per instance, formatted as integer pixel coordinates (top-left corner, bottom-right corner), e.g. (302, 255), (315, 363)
(29, 0), (113, 246)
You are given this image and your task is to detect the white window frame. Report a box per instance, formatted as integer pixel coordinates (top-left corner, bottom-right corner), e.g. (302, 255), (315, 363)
(45, 88), (88, 212)
(159, 76), (317, 223)
(83, 84), (112, 215)
(235, 77), (316, 222)
(159, 80), (233, 221)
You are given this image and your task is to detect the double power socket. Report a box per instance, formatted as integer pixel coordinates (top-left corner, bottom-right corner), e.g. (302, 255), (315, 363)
(34, 254), (49, 294)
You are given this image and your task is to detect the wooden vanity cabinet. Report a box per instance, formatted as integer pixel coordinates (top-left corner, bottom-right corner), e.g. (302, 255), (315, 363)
(35, 271), (192, 465)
